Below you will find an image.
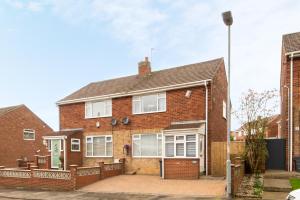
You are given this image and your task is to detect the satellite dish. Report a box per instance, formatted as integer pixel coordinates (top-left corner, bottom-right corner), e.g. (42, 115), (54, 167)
(111, 118), (118, 126)
(122, 117), (130, 125)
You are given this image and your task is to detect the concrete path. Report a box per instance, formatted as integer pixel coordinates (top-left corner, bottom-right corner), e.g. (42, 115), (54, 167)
(80, 175), (226, 198)
(0, 188), (225, 200)
(262, 191), (288, 200)
(264, 178), (292, 192)
(263, 170), (293, 200)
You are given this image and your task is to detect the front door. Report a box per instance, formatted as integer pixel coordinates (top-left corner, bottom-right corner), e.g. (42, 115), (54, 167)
(51, 139), (61, 169)
(199, 135), (205, 172)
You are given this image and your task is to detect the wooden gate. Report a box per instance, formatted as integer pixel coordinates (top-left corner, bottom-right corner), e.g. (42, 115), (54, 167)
(211, 141), (245, 176)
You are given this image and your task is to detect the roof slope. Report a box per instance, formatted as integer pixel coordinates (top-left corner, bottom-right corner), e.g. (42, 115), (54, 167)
(283, 32), (300, 53)
(59, 58), (223, 103)
(0, 105), (23, 118)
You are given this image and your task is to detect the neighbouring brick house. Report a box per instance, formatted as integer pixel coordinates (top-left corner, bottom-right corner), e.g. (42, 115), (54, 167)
(0, 105), (53, 167)
(280, 31), (300, 171)
(55, 57), (227, 178)
(231, 114), (281, 141)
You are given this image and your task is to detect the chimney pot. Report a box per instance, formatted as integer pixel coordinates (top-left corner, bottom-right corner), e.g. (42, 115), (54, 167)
(138, 57), (151, 76)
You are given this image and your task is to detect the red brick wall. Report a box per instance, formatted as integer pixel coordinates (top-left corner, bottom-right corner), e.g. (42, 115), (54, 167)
(207, 62), (228, 174)
(164, 158), (200, 179)
(280, 46), (300, 169)
(66, 133), (83, 168)
(59, 86), (207, 131)
(59, 61), (227, 175)
(0, 105), (53, 167)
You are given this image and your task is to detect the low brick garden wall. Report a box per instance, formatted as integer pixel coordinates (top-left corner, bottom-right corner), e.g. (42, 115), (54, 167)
(0, 159), (125, 191)
(231, 157), (245, 196)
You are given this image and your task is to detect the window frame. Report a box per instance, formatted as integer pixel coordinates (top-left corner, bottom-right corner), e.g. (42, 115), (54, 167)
(71, 138), (81, 152)
(85, 135), (113, 157)
(164, 133), (198, 158)
(85, 99), (112, 119)
(132, 92), (166, 115)
(223, 100), (227, 119)
(132, 133), (162, 158)
(23, 129), (35, 140)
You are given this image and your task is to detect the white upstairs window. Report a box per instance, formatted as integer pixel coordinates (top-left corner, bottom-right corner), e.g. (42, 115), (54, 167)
(85, 99), (112, 118)
(23, 129), (35, 140)
(133, 92), (166, 114)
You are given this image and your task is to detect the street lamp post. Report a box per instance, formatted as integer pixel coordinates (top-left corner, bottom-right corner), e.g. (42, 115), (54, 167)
(222, 11), (233, 198)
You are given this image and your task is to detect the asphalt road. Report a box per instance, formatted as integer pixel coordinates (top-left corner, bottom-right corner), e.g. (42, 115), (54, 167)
(0, 188), (226, 200)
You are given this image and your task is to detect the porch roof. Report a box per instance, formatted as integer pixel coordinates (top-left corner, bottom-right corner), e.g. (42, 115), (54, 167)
(44, 128), (83, 138)
(164, 121), (204, 130)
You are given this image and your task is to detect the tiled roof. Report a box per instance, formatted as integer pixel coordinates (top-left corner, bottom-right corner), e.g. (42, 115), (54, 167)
(58, 58), (224, 103)
(0, 105), (23, 118)
(283, 32), (300, 53)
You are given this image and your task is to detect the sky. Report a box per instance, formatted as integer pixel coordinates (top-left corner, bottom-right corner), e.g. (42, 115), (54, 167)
(0, 0), (299, 131)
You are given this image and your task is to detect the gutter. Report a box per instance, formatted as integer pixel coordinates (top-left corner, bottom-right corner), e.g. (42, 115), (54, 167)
(57, 79), (212, 105)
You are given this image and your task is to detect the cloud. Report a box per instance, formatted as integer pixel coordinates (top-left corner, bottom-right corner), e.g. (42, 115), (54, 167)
(27, 1), (43, 12)
(5, 0), (300, 129)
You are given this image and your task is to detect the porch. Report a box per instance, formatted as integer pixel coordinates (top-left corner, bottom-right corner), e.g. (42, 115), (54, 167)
(80, 175), (226, 197)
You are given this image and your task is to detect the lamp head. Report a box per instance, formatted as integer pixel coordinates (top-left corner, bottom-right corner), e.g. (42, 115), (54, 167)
(222, 11), (233, 26)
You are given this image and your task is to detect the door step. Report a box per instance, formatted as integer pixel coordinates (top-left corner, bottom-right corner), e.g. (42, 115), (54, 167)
(264, 179), (292, 192)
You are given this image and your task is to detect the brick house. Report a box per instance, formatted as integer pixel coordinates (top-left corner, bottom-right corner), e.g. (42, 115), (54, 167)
(232, 114), (281, 141)
(280, 31), (300, 171)
(0, 104), (53, 167)
(55, 57), (227, 178)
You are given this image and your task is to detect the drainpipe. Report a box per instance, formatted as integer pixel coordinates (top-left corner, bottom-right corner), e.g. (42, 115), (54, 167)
(290, 54), (294, 172)
(283, 85), (290, 170)
(205, 81), (208, 176)
(64, 138), (67, 171)
(162, 131), (165, 179)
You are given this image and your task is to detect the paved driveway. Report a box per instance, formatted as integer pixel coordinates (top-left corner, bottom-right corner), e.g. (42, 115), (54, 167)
(80, 175), (226, 198)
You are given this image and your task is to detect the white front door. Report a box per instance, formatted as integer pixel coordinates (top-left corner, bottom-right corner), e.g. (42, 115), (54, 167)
(51, 139), (61, 169)
(199, 135), (205, 172)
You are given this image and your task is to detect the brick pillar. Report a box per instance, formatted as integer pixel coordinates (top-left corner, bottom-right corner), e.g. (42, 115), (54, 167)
(98, 162), (105, 179)
(231, 164), (235, 196)
(30, 165), (38, 170)
(69, 165), (78, 190)
(34, 155), (39, 168)
(46, 155), (51, 169)
(119, 158), (126, 174)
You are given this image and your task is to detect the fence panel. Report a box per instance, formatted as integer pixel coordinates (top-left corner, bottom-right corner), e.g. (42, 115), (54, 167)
(211, 141), (245, 176)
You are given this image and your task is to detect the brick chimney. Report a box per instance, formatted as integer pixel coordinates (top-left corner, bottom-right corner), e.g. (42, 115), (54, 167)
(138, 57), (151, 76)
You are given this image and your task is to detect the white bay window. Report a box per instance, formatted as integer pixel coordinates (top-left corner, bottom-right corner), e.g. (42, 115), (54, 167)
(133, 134), (162, 157)
(86, 135), (112, 157)
(164, 134), (198, 158)
(85, 99), (112, 118)
(133, 92), (166, 114)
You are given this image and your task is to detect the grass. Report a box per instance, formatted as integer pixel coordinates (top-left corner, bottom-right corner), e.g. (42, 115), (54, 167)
(290, 178), (300, 190)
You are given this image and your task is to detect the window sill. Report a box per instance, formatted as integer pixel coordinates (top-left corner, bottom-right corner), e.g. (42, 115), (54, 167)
(133, 110), (166, 115)
(85, 156), (113, 158)
(85, 115), (112, 119)
(132, 156), (162, 159)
